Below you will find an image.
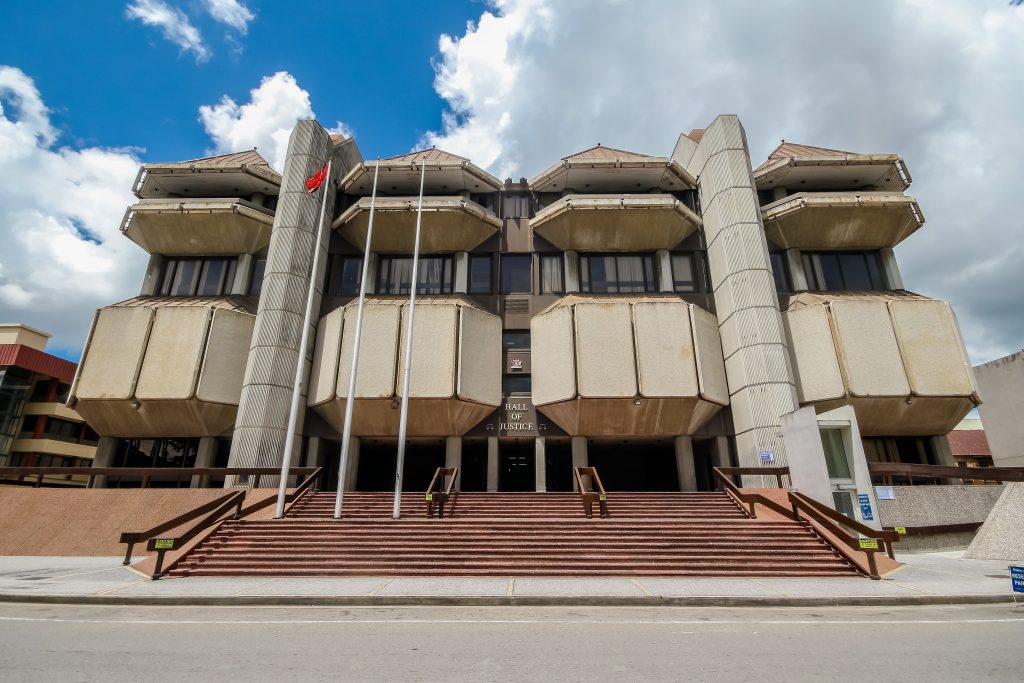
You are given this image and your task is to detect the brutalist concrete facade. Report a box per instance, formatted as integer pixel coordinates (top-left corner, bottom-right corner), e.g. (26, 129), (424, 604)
(70, 116), (980, 509)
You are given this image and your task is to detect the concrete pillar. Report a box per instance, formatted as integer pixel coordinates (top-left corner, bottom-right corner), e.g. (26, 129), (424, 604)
(90, 437), (117, 488)
(785, 249), (808, 291)
(227, 120), (339, 482)
(139, 254), (164, 296)
(674, 435), (697, 492)
(343, 437), (360, 492)
(674, 115), (799, 479)
(880, 248), (904, 290)
(453, 252), (469, 294)
(486, 437), (499, 492)
(564, 250), (580, 293)
(445, 436), (462, 492)
(711, 436), (732, 469)
(571, 436), (587, 492)
(231, 253), (255, 295)
(305, 436), (326, 469)
(930, 434), (956, 468)
(534, 437), (547, 492)
(656, 249), (674, 292)
(191, 437), (218, 488)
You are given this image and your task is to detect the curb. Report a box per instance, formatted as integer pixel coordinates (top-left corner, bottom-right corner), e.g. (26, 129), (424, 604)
(0, 592), (1017, 608)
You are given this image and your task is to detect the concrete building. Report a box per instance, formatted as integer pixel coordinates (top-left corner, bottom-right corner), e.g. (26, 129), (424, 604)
(973, 352), (1024, 467)
(0, 324), (97, 483)
(68, 116), (980, 521)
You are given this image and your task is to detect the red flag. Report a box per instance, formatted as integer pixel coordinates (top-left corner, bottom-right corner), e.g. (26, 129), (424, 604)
(304, 163), (329, 193)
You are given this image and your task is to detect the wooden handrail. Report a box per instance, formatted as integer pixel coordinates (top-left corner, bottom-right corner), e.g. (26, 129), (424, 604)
(120, 490), (245, 577)
(0, 467), (319, 489)
(281, 467), (324, 517)
(573, 466), (609, 518)
(788, 491), (899, 579)
(425, 467), (459, 518)
(237, 468), (324, 518)
(712, 467), (795, 520)
(714, 466), (791, 489)
(868, 462), (1024, 486)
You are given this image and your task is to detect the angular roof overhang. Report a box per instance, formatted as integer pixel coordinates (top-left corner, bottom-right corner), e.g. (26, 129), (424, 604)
(761, 192), (924, 250)
(530, 194), (701, 251)
(134, 161), (281, 200)
(334, 196), (501, 253)
(754, 154), (911, 192)
(529, 157), (695, 193)
(340, 157), (503, 195)
(122, 198), (275, 256)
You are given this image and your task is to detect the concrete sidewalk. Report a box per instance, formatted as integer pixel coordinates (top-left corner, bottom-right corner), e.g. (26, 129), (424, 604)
(0, 551), (1019, 607)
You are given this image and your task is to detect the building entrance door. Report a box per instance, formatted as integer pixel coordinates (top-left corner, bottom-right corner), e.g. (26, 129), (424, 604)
(499, 439), (535, 491)
(821, 428), (857, 517)
(587, 439), (679, 491)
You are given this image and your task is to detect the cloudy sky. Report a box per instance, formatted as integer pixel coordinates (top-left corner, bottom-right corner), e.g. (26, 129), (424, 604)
(1, 0), (1022, 363)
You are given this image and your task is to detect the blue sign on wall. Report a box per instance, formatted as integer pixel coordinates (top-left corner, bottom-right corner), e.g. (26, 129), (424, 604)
(1010, 566), (1024, 593)
(759, 451), (774, 463)
(858, 493), (874, 521)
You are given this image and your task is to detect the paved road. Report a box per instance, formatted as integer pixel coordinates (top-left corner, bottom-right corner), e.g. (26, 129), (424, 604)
(1, 603), (1022, 681)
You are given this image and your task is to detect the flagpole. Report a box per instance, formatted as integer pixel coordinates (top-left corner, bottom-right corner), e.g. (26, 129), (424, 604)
(392, 161), (427, 519)
(275, 158), (332, 519)
(334, 159), (381, 519)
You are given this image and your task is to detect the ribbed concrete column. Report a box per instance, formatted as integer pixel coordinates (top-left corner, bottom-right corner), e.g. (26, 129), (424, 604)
(675, 435), (696, 492)
(139, 255), (164, 296)
(231, 254), (254, 295)
(91, 437), (117, 488)
(880, 248), (904, 289)
(564, 250), (580, 293)
(486, 437), (499, 492)
(675, 116), (799, 487)
(656, 249), (674, 292)
(227, 121), (337, 483)
(571, 436), (587, 492)
(446, 436), (462, 492)
(534, 437), (547, 492)
(785, 249), (807, 291)
(191, 437), (217, 488)
(453, 252), (469, 294)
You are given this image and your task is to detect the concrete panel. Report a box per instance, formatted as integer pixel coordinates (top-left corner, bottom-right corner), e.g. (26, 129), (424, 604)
(398, 305), (458, 399)
(196, 308), (255, 405)
(337, 305), (399, 399)
(76, 307), (152, 400)
(574, 302), (636, 398)
(878, 485), (1004, 528)
(124, 201), (273, 256)
(692, 306), (729, 405)
(337, 197), (500, 253)
(308, 307), (343, 406)
(830, 299), (909, 397)
(890, 300), (974, 397)
(781, 406), (832, 507)
(974, 351), (1024, 467)
(783, 305), (845, 403)
(530, 306), (576, 405)
(633, 302), (697, 398)
(457, 306), (501, 406)
(964, 483), (1024, 560)
(761, 193), (923, 250)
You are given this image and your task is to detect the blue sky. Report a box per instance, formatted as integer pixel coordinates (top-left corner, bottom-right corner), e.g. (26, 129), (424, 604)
(0, 0), (481, 162)
(1, 1), (1023, 364)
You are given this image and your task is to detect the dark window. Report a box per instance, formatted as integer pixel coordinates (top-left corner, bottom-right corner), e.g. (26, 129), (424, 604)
(328, 255), (362, 296)
(502, 375), (532, 395)
(468, 255), (492, 294)
(501, 194), (531, 219)
(539, 254), (564, 295)
(160, 258), (237, 297)
(500, 254), (533, 294)
(803, 252), (887, 291)
(42, 417), (81, 443)
(377, 256), (454, 295)
(502, 331), (530, 351)
(580, 254), (656, 293)
(670, 253), (697, 292)
(770, 252), (791, 292)
(29, 380), (52, 402)
(249, 258), (268, 297)
(113, 438), (199, 469)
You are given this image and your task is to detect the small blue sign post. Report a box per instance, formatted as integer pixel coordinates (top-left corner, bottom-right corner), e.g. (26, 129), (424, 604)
(857, 493), (874, 521)
(1010, 566), (1024, 596)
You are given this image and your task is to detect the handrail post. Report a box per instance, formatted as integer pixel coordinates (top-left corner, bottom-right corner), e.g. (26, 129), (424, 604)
(123, 539), (135, 565)
(866, 549), (879, 580)
(153, 549), (167, 580)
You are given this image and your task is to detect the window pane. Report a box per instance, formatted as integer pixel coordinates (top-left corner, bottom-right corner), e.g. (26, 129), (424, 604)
(330, 256), (362, 296)
(500, 255), (532, 294)
(818, 254), (844, 290)
(249, 259), (267, 296)
(378, 257), (452, 295)
(198, 259), (226, 295)
(866, 252), (886, 289)
(671, 253), (696, 292)
(469, 255), (492, 294)
(171, 260), (200, 296)
(820, 429), (852, 479)
(160, 260), (177, 295)
(502, 331), (530, 351)
(540, 254), (563, 294)
(769, 252), (790, 292)
(502, 375), (532, 395)
(838, 253), (872, 290)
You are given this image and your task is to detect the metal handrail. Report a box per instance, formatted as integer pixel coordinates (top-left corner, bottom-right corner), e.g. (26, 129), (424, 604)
(0, 467), (319, 489)
(425, 467), (458, 518)
(868, 462), (1024, 486)
(573, 466), (609, 518)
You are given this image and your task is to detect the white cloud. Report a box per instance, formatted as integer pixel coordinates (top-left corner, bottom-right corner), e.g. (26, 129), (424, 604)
(203, 0), (255, 34)
(126, 0), (211, 63)
(425, 0), (1024, 363)
(0, 66), (145, 356)
(199, 71), (350, 172)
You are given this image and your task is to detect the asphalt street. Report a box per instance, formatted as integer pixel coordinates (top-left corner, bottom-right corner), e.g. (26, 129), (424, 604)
(1, 603), (1022, 681)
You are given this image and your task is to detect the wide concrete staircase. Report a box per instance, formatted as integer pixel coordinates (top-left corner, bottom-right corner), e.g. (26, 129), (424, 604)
(168, 491), (860, 578)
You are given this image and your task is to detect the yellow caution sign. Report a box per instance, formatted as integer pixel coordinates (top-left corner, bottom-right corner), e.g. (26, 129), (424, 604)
(154, 539), (174, 550)
(895, 527), (907, 535)
(858, 538), (879, 550)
